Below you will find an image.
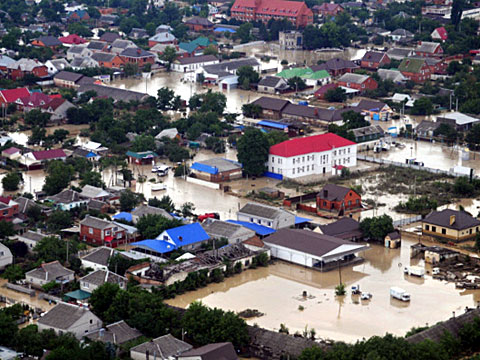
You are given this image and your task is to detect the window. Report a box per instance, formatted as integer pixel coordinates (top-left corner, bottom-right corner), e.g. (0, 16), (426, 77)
(293, 158), (295, 164)
(302, 156), (305, 162)
(272, 157), (275, 163)
(348, 201), (352, 206)
(292, 168), (295, 174)
(432, 226), (436, 232)
(105, 230), (111, 236)
(268, 222), (271, 226)
(89, 228), (93, 234)
(90, 319), (93, 324)
(442, 228), (446, 235)
(312, 155), (314, 160)
(250, 218), (254, 222)
(83, 282), (89, 288)
(312, 164), (314, 170)
(257, 219), (261, 224)
(307, 165), (309, 171)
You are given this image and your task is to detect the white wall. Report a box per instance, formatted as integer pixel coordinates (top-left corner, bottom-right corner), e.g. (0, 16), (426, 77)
(265, 242), (314, 267)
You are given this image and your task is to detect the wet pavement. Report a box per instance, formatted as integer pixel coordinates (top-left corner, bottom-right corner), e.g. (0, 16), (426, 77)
(166, 238), (480, 342)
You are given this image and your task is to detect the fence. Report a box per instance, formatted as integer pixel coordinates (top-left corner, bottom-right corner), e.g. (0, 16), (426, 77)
(393, 215), (422, 227)
(357, 155), (478, 178)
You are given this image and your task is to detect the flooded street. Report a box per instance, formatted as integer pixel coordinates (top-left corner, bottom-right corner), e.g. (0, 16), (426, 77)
(167, 238), (480, 342)
(0, 279), (54, 312)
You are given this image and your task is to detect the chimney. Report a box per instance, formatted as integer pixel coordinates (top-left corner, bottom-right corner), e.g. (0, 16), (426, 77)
(450, 215), (456, 226)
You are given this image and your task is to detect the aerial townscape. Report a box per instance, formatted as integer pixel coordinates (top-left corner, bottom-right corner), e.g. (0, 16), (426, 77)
(2, 0), (480, 359)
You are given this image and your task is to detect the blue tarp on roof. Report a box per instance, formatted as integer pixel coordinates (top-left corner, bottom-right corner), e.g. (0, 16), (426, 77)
(163, 223), (210, 247)
(214, 27), (236, 33)
(226, 220), (276, 236)
(191, 162), (218, 175)
(113, 212), (132, 222)
(295, 216), (312, 224)
(131, 239), (176, 254)
(85, 151), (97, 158)
(258, 120), (288, 130)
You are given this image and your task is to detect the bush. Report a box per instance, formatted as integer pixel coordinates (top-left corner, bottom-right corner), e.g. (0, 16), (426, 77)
(2, 172), (22, 191)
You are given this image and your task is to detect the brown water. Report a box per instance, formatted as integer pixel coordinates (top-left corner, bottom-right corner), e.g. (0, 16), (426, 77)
(167, 238), (480, 342)
(0, 279), (55, 312)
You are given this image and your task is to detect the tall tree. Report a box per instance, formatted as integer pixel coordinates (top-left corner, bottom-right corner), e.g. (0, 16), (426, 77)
(237, 127), (270, 176)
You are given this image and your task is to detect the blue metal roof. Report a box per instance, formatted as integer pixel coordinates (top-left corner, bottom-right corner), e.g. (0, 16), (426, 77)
(131, 239), (176, 254)
(295, 216), (312, 224)
(214, 27), (236, 33)
(191, 162), (218, 175)
(113, 212), (132, 222)
(258, 120), (288, 130)
(164, 223), (210, 247)
(226, 220), (276, 236)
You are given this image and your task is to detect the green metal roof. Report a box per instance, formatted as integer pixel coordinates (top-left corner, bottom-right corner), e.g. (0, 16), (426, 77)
(302, 69), (330, 80)
(191, 36), (217, 47)
(398, 58), (426, 73)
(126, 150), (158, 159)
(276, 68), (311, 79)
(64, 289), (91, 300)
(179, 42), (199, 54)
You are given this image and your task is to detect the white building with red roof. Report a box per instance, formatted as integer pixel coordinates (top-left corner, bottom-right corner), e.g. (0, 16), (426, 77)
(431, 27), (448, 41)
(267, 133), (357, 179)
(0, 87), (30, 105)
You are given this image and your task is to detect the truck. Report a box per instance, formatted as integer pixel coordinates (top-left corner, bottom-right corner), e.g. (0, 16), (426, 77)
(390, 287), (410, 302)
(152, 164), (170, 176)
(404, 266), (425, 277)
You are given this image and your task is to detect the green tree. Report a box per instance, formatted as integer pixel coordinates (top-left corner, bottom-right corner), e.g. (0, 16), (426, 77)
(181, 202), (195, 217)
(237, 66), (260, 90)
(465, 124), (480, 151)
(46, 211), (73, 233)
(237, 127), (269, 176)
(157, 87), (181, 111)
(0, 312), (17, 347)
(242, 103), (262, 118)
(161, 46), (178, 71)
(189, 90), (226, 114)
(34, 235), (77, 262)
(454, 177), (475, 196)
(89, 283), (121, 320)
(80, 171), (105, 188)
(325, 87), (347, 102)
(236, 23), (253, 43)
(265, 131), (288, 146)
(203, 45), (218, 56)
(148, 195), (176, 213)
(24, 109), (51, 127)
(136, 214), (182, 239)
(132, 134), (156, 152)
(451, 0), (464, 29)
(360, 215), (394, 241)
(2, 172), (22, 191)
(411, 97), (434, 115)
(205, 136), (226, 153)
(28, 126), (46, 145)
(52, 129), (69, 143)
(15, 325), (44, 357)
(42, 161), (75, 195)
(288, 76), (307, 91)
(434, 123), (459, 145)
(2, 264), (24, 283)
(120, 189), (143, 212)
(0, 220), (15, 239)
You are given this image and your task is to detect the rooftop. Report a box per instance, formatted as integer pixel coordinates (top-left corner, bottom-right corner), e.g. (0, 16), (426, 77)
(423, 209), (480, 230)
(270, 133), (355, 157)
(130, 334), (192, 356)
(38, 302), (97, 330)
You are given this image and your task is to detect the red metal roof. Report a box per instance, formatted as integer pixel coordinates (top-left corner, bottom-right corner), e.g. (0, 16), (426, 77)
(32, 149), (67, 161)
(59, 34), (87, 45)
(270, 133), (356, 157)
(0, 88), (30, 103)
(233, 0), (311, 16)
(17, 92), (52, 107)
(433, 27), (448, 40)
(2, 147), (20, 155)
(42, 97), (66, 111)
(0, 196), (11, 205)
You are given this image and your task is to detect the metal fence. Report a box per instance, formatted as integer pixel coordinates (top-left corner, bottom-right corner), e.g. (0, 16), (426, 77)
(357, 155), (477, 178)
(393, 215), (422, 227)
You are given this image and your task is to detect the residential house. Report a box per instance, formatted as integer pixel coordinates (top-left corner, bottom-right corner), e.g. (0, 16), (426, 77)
(177, 343), (238, 360)
(386, 47), (414, 61)
(80, 269), (127, 294)
(317, 217), (362, 241)
(21, 149), (68, 170)
(79, 215), (128, 248)
(317, 183), (362, 214)
(119, 48), (155, 68)
(0, 88), (30, 106)
(389, 29), (414, 42)
(420, 56), (447, 74)
(150, 44), (187, 58)
(310, 58), (359, 77)
(377, 69), (407, 84)
(422, 209), (480, 242)
(337, 73), (378, 92)
(47, 189), (88, 211)
(196, 57), (260, 87)
(268, 133), (357, 178)
(80, 185), (111, 202)
(279, 30), (303, 50)
(109, 39), (136, 55)
(16, 92), (52, 112)
(131, 204), (174, 223)
(155, 128), (180, 141)
(0, 55), (15, 73)
(263, 228), (368, 270)
(25, 260), (75, 288)
(77, 84), (149, 103)
(99, 32), (121, 43)
(59, 34), (87, 46)
(415, 41), (443, 57)
(1, 147), (21, 160)
(66, 46), (93, 61)
(190, 158), (243, 182)
(355, 99), (392, 121)
(14, 196), (47, 216)
(154, 223), (210, 252)
(16, 230), (47, 251)
(126, 150), (159, 165)
(0, 197), (19, 222)
(148, 32), (177, 47)
(37, 302), (102, 339)
(7, 59), (48, 80)
(202, 218), (256, 245)
(67, 9), (90, 21)
(70, 56), (98, 70)
(45, 59), (70, 75)
(32, 35), (62, 49)
(230, 0), (314, 27)
(431, 26), (448, 41)
(185, 17), (214, 31)
(41, 98), (76, 122)
(179, 42), (203, 57)
(53, 71), (90, 89)
(276, 67), (331, 86)
(130, 334), (192, 360)
(314, 83), (338, 99)
(258, 76), (289, 94)
(351, 124), (385, 143)
(312, 3), (344, 16)
(87, 41), (108, 52)
(0, 243), (12, 270)
(250, 96), (290, 119)
(86, 321), (142, 345)
(398, 58), (432, 82)
(436, 112), (480, 131)
(171, 55), (219, 73)
(129, 28), (149, 39)
(80, 246), (116, 271)
(237, 202), (296, 229)
(91, 52), (124, 69)
(415, 120), (440, 139)
(360, 51), (391, 70)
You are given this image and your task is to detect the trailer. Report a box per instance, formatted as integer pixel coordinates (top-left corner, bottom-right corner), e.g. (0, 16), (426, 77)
(404, 266), (425, 277)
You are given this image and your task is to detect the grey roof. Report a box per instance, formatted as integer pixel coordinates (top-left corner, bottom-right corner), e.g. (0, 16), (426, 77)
(80, 269), (127, 287)
(423, 209), (480, 230)
(77, 84), (148, 102)
(68, 45), (86, 54)
(263, 228), (362, 258)
(149, 32), (177, 43)
(176, 54), (218, 65)
(415, 120), (440, 133)
(318, 184), (353, 202)
(15, 196), (46, 213)
(351, 124), (385, 138)
(26, 261), (74, 281)
(100, 32), (121, 43)
(391, 28), (413, 37)
(356, 99), (388, 111)
(178, 342), (237, 360)
(319, 217), (362, 239)
(81, 247), (115, 266)
(88, 199), (107, 211)
(202, 57), (260, 75)
(437, 112), (480, 126)
(195, 158), (242, 172)
(156, 128), (178, 139)
(18, 230), (46, 243)
(80, 185), (110, 199)
(54, 71), (83, 82)
(81, 216), (117, 230)
(111, 39), (135, 50)
(185, 16), (214, 26)
(38, 302), (98, 330)
(131, 205), (173, 220)
(91, 52), (117, 62)
(131, 334), (193, 357)
(338, 73), (369, 84)
(387, 231), (401, 240)
(258, 76), (285, 88)
(202, 219), (255, 239)
(37, 35), (62, 47)
(120, 48), (154, 58)
(386, 47), (414, 60)
(86, 320), (142, 344)
(87, 41), (106, 50)
(47, 189), (87, 204)
(377, 69), (407, 82)
(361, 51), (387, 63)
(252, 96), (290, 111)
(239, 202), (289, 220)
(416, 41), (441, 53)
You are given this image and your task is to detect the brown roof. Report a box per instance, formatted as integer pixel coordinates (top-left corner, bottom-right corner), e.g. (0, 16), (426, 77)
(243, 236), (265, 248)
(178, 342), (238, 360)
(386, 231), (401, 240)
(318, 184), (354, 202)
(252, 96), (290, 112)
(361, 51), (387, 63)
(423, 209), (480, 230)
(319, 218), (362, 239)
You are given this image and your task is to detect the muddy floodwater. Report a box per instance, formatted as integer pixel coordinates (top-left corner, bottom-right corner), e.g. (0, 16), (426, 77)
(167, 238), (480, 342)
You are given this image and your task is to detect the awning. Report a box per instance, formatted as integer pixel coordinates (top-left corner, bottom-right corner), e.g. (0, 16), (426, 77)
(295, 216), (312, 225)
(226, 220), (276, 236)
(64, 289), (91, 300)
(104, 236), (113, 242)
(113, 212), (132, 222)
